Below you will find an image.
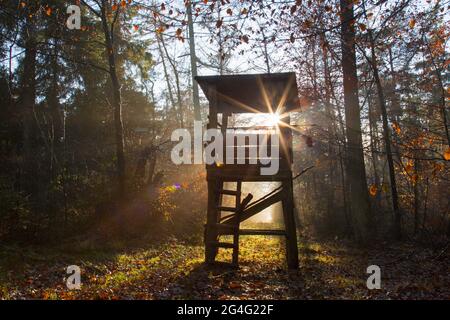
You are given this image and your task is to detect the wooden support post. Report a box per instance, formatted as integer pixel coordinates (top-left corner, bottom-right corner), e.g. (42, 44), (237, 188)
(207, 84), (218, 129)
(232, 181), (242, 266)
(279, 114), (293, 169)
(205, 179), (222, 263)
(281, 178), (299, 269)
(205, 84), (220, 264)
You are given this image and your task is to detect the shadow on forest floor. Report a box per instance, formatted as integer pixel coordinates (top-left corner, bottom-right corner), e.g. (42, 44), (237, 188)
(0, 235), (449, 299)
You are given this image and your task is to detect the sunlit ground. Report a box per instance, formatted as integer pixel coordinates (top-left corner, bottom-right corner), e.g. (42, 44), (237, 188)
(2, 235), (448, 299)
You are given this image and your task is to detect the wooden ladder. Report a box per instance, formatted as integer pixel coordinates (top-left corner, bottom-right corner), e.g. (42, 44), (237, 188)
(206, 181), (253, 266)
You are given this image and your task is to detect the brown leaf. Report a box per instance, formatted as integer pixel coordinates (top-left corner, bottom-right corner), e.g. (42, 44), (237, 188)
(290, 5), (297, 14)
(229, 281), (242, 289)
(290, 33), (295, 43)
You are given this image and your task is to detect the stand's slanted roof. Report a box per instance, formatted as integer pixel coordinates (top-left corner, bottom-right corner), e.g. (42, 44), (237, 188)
(195, 72), (300, 114)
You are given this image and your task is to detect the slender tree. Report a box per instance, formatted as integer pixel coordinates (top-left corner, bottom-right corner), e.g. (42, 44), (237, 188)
(339, 0), (372, 242)
(187, 1), (201, 121)
(82, 0), (126, 198)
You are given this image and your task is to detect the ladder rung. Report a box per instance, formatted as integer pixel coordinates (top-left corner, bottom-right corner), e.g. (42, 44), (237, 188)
(217, 206), (237, 212)
(216, 224), (238, 235)
(219, 189), (241, 196)
(239, 229), (286, 236)
(206, 241), (237, 249)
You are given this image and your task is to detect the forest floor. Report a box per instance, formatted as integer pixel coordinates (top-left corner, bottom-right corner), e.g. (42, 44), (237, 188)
(0, 233), (449, 300)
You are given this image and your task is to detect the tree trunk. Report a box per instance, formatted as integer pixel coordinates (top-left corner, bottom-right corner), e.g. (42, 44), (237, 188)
(101, 3), (126, 198)
(187, 1), (201, 121)
(321, 35), (336, 225)
(368, 29), (401, 240)
(261, 29), (271, 73)
(156, 35), (176, 118)
(48, 40), (64, 151)
(160, 35), (184, 127)
(20, 13), (37, 195)
(368, 96), (381, 211)
(339, 0), (372, 243)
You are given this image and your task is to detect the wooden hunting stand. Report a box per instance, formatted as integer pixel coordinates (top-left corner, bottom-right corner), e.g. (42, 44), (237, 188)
(195, 72), (301, 269)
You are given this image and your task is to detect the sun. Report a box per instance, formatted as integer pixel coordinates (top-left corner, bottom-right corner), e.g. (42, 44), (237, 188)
(267, 112), (281, 126)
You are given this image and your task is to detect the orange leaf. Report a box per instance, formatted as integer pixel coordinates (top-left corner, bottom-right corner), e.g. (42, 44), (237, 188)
(358, 23), (366, 31)
(45, 7), (52, 16)
(409, 18), (416, 29)
(112, 4), (118, 11)
(444, 147), (450, 161)
(369, 185), (377, 197)
(391, 122), (401, 134)
(405, 162), (413, 174)
(121, 0), (126, 8)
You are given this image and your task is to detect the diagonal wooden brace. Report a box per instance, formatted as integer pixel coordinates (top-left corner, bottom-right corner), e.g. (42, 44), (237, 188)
(223, 190), (284, 224)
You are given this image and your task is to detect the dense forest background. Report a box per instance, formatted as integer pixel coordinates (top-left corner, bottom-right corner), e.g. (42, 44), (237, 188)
(0, 0), (449, 250)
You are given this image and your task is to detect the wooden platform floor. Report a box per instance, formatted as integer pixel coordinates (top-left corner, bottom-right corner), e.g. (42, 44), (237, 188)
(206, 165), (292, 181)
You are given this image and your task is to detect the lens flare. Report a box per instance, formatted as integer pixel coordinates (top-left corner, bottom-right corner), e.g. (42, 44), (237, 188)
(268, 112), (281, 126)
